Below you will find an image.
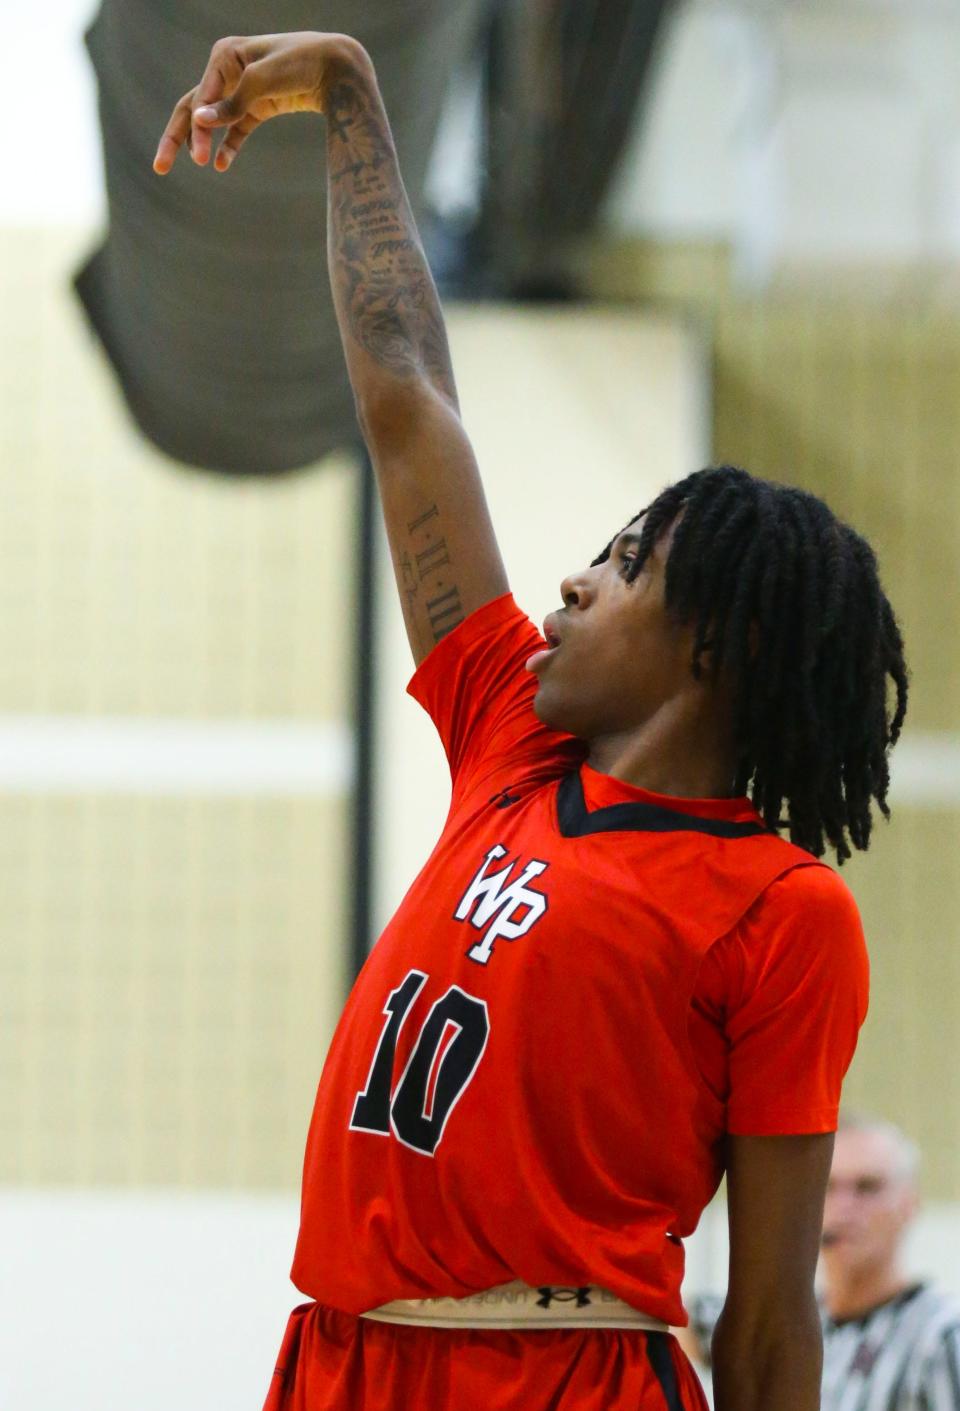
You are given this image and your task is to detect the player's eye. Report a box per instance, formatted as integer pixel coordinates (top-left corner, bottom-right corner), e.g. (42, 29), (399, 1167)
(619, 553), (638, 578)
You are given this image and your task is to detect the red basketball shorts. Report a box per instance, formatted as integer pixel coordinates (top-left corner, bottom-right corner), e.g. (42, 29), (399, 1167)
(263, 1301), (710, 1411)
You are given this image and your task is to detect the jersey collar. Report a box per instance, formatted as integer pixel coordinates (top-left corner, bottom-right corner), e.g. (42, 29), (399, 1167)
(557, 766), (769, 840)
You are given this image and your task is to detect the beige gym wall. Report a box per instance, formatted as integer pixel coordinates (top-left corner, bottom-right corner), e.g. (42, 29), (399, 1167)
(1, 230), (354, 1188)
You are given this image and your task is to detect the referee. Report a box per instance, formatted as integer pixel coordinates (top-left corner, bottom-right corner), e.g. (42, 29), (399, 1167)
(685, 1113), (960, 1409)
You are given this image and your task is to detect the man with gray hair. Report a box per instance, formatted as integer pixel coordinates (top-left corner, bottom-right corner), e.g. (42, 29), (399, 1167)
(684, 1113), (960, 1408)
(818, 1112), (960, 1407)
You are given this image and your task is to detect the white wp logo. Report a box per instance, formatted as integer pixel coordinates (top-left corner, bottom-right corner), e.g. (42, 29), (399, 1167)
(454, 845), (550, 965)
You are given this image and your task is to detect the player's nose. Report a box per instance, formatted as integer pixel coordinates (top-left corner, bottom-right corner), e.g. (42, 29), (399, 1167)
(559, 567), (596, 610)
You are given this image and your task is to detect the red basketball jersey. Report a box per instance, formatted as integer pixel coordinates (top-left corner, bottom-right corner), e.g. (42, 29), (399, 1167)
(291, 595), (868, 1328)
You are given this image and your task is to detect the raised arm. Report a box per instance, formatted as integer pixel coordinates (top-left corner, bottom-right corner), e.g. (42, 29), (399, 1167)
(321, 44), (508, 663)
(154, 32), (508, 664)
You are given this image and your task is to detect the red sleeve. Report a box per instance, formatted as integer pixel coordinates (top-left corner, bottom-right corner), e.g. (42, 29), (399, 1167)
(407, 593), (583, 801)
(695, 864), (869, 1136)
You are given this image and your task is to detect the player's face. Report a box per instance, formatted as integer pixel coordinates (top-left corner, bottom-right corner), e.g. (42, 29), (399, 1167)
(820, 1129), (918, 1281)
(528, 516), (704, 743)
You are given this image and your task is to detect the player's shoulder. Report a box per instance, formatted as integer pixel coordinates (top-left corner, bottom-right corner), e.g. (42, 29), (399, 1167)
(726, 860), (866, 994)
(701, 858), (867, 1020)
(752, 859), (862, 933)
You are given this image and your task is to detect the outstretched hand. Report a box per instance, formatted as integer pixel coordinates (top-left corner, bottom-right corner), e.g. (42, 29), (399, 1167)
(153, 31), (367, 175)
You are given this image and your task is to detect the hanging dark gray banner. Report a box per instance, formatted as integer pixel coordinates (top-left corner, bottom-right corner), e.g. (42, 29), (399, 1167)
(76, 0), (487, 475)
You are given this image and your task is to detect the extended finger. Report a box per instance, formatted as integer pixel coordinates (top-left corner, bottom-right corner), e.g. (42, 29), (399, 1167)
(153, 91), (196, 174)
(190, 37), (248, 165)
(213, 112), (262, 171)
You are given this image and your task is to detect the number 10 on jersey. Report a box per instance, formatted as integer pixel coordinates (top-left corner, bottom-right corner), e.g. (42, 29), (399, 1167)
(349, 970), (490, 1156)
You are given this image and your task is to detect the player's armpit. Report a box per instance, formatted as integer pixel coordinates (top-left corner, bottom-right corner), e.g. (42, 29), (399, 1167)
(711, 1132), (833, 1411)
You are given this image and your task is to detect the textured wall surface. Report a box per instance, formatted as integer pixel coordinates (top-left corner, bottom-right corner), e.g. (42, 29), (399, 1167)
(1, 229), (354, 1188)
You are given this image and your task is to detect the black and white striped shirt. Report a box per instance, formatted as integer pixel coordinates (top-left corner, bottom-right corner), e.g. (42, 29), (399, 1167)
(688, 1284), (960, 1410)
(821, 1284), (960, 1411)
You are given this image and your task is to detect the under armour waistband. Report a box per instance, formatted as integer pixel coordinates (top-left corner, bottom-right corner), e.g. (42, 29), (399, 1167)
(360, 1280), (670, 1331)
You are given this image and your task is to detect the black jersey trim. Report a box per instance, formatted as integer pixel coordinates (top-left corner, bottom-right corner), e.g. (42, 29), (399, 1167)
(556, 769), (769, 840)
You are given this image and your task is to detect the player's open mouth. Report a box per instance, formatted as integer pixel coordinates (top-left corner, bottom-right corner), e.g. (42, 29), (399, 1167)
(525, 616), (563, 674)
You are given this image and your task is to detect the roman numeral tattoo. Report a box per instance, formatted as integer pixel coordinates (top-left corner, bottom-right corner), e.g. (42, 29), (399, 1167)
(404, 503), (465, 644)
(415, 539), (451, 580)
(426, 587), (464, 642)
(407, 504), (439, 533)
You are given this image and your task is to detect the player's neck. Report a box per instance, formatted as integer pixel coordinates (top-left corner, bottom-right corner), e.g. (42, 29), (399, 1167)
(587, 696), (739, 800)
(822, 1260), (915, 1323)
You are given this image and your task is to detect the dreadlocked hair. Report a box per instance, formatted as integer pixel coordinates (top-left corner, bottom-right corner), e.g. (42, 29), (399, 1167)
(593, 465), (908, 863)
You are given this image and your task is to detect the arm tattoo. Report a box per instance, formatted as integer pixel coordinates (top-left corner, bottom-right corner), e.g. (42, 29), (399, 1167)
(405, 504), (465, 644)
(397, 550), (425, 655)
(326, 76), (457, 404)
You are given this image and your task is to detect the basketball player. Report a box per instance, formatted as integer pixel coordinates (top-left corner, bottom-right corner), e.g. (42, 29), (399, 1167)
(155, 31), (908, 1411)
